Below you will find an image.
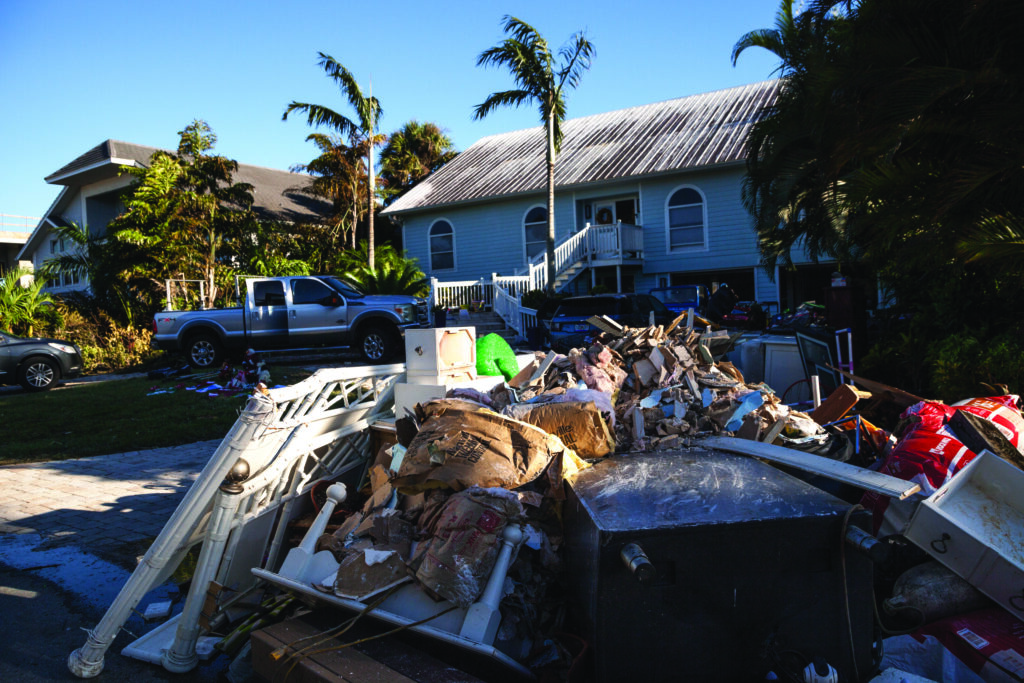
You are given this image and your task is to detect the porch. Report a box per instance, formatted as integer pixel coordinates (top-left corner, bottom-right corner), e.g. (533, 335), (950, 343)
(429, 221), (644, 340)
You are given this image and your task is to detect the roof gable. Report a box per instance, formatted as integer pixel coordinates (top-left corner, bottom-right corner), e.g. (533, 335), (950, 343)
(383, 80), (779, 215)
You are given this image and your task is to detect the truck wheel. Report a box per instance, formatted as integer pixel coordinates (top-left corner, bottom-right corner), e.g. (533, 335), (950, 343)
(359, 325), (397, 364)
(186, 332), (223, 369)
(18, 357), (60, 391)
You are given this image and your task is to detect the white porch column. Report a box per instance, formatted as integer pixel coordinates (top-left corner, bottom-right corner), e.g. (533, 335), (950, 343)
(616, 266), (622, 293)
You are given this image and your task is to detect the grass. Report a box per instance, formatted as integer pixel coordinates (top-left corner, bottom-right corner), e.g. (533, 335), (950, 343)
(0, 367), (315, 465)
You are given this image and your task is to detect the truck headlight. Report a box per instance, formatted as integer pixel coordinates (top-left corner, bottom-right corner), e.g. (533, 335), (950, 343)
(394, 304), (416, 322)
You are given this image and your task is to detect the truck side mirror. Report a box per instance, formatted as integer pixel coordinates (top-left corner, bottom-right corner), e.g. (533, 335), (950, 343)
(323, 294), (342, 307)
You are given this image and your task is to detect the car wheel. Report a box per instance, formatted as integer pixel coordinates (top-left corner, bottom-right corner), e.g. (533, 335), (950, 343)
(359, 325), (397, 364)
(18, 357), (60, 392)
(186, 332), (224, 369)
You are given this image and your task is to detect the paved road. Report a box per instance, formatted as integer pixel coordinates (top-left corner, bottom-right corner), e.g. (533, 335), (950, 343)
(0, 440), (231, 682)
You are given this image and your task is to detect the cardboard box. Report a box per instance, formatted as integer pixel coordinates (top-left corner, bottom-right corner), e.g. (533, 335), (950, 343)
(904, 451), (1024, 620)
(405, 327), (476, 374)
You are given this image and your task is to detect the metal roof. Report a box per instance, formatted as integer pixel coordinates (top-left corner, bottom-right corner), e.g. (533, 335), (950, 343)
(382, 80), (779, 215)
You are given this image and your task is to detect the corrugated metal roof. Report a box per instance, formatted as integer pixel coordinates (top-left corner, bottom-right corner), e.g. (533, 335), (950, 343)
(382, 80), (779, 215)
(43, 139), (331, 224)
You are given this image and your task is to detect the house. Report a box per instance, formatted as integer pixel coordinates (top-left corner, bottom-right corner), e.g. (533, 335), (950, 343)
(381, 81), (836, 314)
(17, 140), (331, 293)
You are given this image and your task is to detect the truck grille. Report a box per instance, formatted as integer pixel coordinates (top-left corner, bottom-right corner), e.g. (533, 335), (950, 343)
(415, 301), (429, 325)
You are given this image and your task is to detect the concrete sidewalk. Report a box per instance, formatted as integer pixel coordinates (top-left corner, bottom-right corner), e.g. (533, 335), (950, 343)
(0, 440), (219, 550)
(0, 440), (225, 682)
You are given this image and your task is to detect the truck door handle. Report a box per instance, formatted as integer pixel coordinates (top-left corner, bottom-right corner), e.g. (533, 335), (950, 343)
(290, 310), (297, 318)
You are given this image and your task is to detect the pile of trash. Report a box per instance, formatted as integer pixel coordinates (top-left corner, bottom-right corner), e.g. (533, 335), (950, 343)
(303, 313), (871, 675)
(286, 311), (1024, 681)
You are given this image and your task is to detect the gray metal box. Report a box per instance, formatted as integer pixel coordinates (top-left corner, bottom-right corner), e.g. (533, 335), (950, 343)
(563, 448), (874, 682)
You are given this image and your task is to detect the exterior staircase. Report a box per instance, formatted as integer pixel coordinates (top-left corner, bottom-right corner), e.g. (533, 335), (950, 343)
(441, 309), (520, 346)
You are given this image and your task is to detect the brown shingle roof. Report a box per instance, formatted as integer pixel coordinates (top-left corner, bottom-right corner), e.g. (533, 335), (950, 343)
(382, 80), (779, 215)
(45, 140), (331, 224)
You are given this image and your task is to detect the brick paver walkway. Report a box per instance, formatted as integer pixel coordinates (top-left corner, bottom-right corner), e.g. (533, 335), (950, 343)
(0, 440), (220, 549)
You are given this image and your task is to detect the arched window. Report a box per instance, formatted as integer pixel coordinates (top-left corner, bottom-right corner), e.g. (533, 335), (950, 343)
(523, 206), (547, 261)
(429, 219), (455, 271)
(666, 186), (707, 251)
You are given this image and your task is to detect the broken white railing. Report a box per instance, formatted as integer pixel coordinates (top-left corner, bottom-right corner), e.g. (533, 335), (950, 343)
(69, 364), (405, 678)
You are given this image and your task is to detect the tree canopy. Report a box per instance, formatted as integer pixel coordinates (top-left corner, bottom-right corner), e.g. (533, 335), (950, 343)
(379, 120), (457, 204)
(735, 0), (1024, 395)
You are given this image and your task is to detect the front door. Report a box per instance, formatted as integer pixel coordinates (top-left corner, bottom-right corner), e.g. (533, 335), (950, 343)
(246, 279), (289, 349)
(288, 277), (347, 347)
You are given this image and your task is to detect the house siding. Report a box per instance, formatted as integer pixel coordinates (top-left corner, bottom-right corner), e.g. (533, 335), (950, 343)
(403, 194), (576, 282)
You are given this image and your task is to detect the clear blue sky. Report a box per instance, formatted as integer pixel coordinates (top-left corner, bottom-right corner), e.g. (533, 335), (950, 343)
(0, 0), (782, 227)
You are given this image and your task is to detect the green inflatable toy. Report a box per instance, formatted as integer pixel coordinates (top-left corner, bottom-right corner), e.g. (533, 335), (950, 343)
(476, 333), (520, 381)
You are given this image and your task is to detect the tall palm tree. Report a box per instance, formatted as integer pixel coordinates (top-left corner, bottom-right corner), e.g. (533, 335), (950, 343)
(284, 54), (383, 269)
(474, 16), (594, 293)
(379, 120), (457, 204)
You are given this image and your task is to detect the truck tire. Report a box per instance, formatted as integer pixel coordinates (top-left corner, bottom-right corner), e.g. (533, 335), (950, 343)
(186, 332), (224, 369)
(18, 357), (60, 391)
(359, 325), (398, 364)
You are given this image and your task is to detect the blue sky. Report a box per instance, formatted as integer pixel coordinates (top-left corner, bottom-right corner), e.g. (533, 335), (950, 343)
(0, 0), (782, 228)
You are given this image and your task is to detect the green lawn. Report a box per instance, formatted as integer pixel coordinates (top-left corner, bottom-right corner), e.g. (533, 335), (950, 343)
(0, 368), (313, 464)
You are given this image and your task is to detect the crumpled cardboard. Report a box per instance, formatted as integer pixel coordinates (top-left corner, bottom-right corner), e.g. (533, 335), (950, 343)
(503, 401), (614, 459)
(331, 547), (410, 600)
(410, 487), (524, 607)
(393, 400), (575, 493)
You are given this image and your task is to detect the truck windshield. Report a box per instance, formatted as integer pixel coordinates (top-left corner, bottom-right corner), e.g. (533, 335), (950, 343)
(322, 277), (365, 299)
(651, 286), (699, 305)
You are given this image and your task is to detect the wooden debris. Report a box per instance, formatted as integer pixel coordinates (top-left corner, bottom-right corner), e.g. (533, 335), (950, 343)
(702, 436), (922, 500)
(587, 315), (626, 337)
(810, 383), (872, 425)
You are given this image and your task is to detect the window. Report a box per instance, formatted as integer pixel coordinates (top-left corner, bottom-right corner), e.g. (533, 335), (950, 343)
(292, 278), (334, 305)
(666, 186), (707, 251)
(253, 280), (286, 307)
(429, 220), (455, 271)
(523, 206), (547, 261)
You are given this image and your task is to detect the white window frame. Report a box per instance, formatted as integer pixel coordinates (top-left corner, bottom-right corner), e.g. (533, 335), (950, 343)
(522, 205), (548, 264)
(664, 184), (709, 253)
(428, 218), (457, 272)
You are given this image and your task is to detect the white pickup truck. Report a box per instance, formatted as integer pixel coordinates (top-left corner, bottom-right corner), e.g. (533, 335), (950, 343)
(151, 275), (428, 367)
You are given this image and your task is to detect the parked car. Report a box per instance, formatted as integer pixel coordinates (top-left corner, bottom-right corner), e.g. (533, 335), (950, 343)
(547, 293), (674, 350)
(152, 275), (428, 368)
(0, 330), (84, 391)
(649, 285), (710, 317)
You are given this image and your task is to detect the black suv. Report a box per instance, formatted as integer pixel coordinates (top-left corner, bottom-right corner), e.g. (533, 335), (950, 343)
(547, 293), (674, 350)
(0, 330), (84, 391)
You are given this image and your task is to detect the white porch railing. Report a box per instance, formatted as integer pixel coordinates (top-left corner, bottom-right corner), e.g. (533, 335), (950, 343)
(431, 221), (644, 340)
(430, 278), (494, 310)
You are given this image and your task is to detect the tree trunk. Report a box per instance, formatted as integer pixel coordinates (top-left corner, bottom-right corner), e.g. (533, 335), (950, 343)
(545, 109), (557, 294)
(367, 135), (376, 271)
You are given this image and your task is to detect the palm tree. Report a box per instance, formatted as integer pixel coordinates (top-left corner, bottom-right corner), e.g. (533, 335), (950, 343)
(336, 241), (428, 296)
(284, 54), (383, 269)
(474, 16), (594, 293)
(0, 266), (60, 337)
(379, 120), (457, 204)
(292, 132), (368, 252)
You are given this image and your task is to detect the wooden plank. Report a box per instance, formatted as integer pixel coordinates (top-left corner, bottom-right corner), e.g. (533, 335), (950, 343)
(587, 315), (626, 337)
(701, 436), (922, 500)
(810, 384), (873, 425)
(665, 311), (688, 335)
(761, 418), (787, 445)
(833, 368), (930, 408)
(948, 410), (1024, 472)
